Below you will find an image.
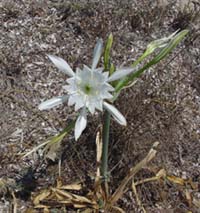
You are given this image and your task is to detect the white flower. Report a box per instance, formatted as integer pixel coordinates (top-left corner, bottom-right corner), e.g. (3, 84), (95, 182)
(39, 39), (136, 140)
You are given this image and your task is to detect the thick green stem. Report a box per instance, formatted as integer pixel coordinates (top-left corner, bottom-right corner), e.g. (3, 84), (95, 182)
(101, 110), (111, 181)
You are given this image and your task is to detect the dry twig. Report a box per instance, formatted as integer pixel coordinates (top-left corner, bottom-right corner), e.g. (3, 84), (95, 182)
(108, 142), (159, 206)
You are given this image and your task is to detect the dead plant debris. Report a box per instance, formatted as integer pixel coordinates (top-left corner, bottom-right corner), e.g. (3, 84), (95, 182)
(0, 0), (200, 212)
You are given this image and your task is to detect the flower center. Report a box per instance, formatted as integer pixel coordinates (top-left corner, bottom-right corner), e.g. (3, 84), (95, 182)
(83, 84), (92, 95)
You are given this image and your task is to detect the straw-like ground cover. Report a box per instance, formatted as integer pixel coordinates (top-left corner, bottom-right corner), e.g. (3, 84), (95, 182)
(0, 0), (199, 212)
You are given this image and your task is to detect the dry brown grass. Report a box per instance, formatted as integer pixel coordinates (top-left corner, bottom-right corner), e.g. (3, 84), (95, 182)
(0, 0), (200, 212)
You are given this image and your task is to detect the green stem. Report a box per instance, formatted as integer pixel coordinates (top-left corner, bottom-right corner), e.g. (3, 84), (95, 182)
(101, 110), (111, 181)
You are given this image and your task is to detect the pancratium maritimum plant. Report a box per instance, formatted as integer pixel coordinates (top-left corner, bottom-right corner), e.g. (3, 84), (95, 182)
(39, 39), (135, 140)
(24, 30), (188, 190)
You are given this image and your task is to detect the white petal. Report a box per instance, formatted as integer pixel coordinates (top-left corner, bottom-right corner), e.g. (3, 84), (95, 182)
(95, 67), (104, 73)
(103, 102), (127, 126)
(86, 101), (95, 114)
(95, 99), (103, 111)
(92, 39), (103, 70)
(38, 96), (68, 110)
(47, 54), (74, 77)
(75, 108), (87, 140)
(100, 91), (113, 99)
(83, 65), (92, 72)
(66, 77), (76, 84)
(74, 97), (85, 111)
(74, 67), (82, 77)
(107, 67), (135, 82)
(68, 95), (76, 106)
(62, 85), (71, 91)
(104, 83), (115, 92)
(103, 71), (109, 78)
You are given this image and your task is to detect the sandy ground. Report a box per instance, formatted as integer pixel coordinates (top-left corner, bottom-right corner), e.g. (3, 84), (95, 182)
(0, 0), (200, 212)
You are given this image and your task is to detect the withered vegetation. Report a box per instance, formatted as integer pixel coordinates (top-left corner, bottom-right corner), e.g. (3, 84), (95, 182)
(0, 0), (200, 212)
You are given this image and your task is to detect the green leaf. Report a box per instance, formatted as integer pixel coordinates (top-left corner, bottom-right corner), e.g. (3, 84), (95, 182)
(104, 33), (113, 71)
(131, 30), (179, 68)
(23, 121), (75, 158)
(114, 29), (189, 94)
(151, 29), (189, 64)
(109, 63), (115, 76)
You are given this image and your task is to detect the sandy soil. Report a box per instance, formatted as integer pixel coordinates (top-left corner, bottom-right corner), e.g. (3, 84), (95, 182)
(0, 0), (200, 212)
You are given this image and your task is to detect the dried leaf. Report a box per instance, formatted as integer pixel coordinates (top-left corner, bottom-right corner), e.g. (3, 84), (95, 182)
(132, 179), (146, 213)
(0, 178), (16, 195)
(111, 206), (126, 213)
(110, 142), (159, 205)
(44, 140), (62, 161)
(59, 183), (82, 191)
(93, 130), (104, 201)
(34, 204), (50, 209)
(0, 178), (8, 195)
(72, 193), (96, 204)
(33, 190), (51, 205)
(193, 198), (200, 208)
(156, 169), (166, 178)
(44, 207), (50, 213)
(185, 189), (192, 207)
(24, 208), (36, 213)
(80, 209), (93, 213)
(73, 203), (88, 208)
(95, 130), (102, 185)
(167, 175), (185, 185)
(134, 169), (166, 186)
(11, 191), (17, 213)
(56, 177), (63, 188)
(58, 200), (72, 205)
(23, 140), (50, 158)
(55, 191), (66, 201)
(96, 130), (102, 166)
(23, 121), (75, 158)
(188, 179), (198, 190)
(52, 188), (73, 199)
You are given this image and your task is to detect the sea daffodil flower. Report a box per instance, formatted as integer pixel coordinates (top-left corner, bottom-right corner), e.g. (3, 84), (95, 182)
(39, 39), (135, 140)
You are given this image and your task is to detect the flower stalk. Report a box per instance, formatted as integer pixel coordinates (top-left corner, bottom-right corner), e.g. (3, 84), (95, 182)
(101, 110), (111, 181)
(101, 34), (113, 183)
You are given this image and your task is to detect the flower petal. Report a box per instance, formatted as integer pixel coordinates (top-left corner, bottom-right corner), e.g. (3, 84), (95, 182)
(75, 108), (87, 140)
(74, 96), (85, 111)
(95, 67), (104, 73)
(103, 102), (127, 126)
(68, 95), (76, 106)
(107, 67), (135, 82)
(100, 91), (113, 99)
(38, 96), (68, 110)
(92, 39), (103, 70)
(94, 99), (103, 111)
(86, 101), (96, 114)
(47, 54), (74, 77)
(104, 83), (115, 92)
(83, 65), (92, 73)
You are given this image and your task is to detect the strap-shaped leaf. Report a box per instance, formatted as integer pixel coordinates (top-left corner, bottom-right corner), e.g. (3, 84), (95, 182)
(114, 29), (189, 94)
(104, 33), (113, 71)
(23, 121), (75, 158)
